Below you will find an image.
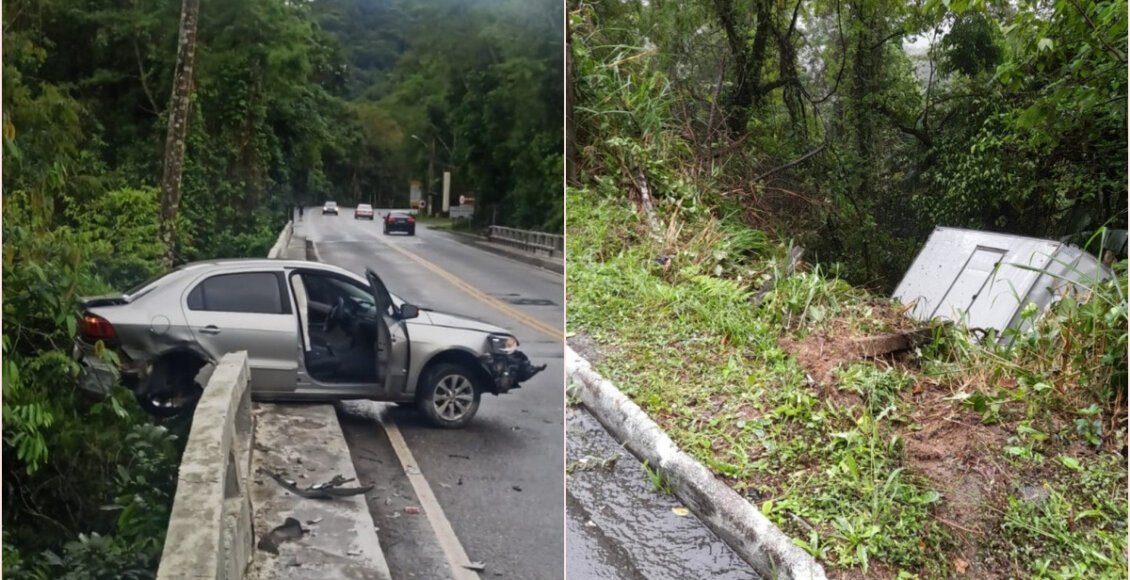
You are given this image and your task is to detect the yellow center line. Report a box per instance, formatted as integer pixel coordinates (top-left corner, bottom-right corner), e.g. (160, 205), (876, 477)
(378, 239), (562, 340)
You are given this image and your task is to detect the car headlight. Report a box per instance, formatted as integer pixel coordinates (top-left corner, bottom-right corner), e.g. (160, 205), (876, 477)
(487, 334), (519, 355)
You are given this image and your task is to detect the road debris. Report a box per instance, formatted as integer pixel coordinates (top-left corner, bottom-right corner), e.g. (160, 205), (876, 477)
(267, 471), (374, 499)
(566, 453), (621, 474)
(404, 506), (421, 514)
(465, 561), (486, 572)
(257, 517), (307, 555)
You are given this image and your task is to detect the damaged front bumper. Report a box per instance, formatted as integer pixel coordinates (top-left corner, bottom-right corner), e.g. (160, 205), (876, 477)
(480, 351), (547, 395)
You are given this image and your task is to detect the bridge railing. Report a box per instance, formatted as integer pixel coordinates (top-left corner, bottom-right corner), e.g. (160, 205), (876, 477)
(156, 352), (253, 580)
(487, 226), (564, 257)
(267, 221), (293, 259)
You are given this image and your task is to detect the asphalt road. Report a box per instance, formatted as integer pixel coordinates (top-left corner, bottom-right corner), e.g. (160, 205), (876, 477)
(296, 208), (564, 579)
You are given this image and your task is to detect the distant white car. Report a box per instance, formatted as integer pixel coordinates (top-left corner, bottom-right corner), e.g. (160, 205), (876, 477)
(355, 203), (374, 220)
(322, 201), (338, 215)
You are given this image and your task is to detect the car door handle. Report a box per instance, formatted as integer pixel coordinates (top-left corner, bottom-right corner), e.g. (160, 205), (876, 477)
(200, 325), (222, 335)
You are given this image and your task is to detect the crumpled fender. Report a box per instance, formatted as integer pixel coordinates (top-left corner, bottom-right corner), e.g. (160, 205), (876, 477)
(479, 351), (547, 395)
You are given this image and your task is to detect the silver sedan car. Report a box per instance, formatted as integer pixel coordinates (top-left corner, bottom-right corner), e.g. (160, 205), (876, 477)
(74, 259), (545, 428)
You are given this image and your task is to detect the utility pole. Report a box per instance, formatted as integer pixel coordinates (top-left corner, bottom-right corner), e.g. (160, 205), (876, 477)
(427, 138), (436, 217)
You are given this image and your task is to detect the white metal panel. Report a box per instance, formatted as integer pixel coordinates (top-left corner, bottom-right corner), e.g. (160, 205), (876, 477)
(935, 246), (1006, 322)
(893, 227), (1094, 335)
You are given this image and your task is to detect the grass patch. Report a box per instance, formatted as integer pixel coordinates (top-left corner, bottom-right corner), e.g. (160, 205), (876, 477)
(566, 187), (1128, 578)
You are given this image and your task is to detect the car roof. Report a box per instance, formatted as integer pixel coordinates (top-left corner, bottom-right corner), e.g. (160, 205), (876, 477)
(175, 258), (348, 273)
(358, 203), (372, 207)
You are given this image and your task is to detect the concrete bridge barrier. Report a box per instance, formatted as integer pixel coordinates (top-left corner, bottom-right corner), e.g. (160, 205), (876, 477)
(156, 352), (254, 580)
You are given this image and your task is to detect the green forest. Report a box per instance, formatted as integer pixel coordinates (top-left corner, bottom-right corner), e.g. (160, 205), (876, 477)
(570, 0), (1126, 289)
(567, 0), (1126, 577)
(2, 0), (561, 576)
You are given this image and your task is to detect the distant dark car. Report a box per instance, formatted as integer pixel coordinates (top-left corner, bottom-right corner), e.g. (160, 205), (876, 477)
(322, 201), (338, 215)
(383, 212), (415, 236)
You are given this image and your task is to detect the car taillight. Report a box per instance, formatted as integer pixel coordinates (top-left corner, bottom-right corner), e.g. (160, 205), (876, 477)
(407, 216), (416, 223)
(80, 313), (117, 340)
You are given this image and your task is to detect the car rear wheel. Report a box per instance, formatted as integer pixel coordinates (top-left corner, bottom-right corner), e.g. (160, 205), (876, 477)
(136, 356), (206, 417)
(418, 363), (481, 428)
(408, 227), (416, 236)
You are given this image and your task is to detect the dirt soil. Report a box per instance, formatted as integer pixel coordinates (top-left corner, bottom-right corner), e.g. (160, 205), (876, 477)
(777, 313), (1019, 578)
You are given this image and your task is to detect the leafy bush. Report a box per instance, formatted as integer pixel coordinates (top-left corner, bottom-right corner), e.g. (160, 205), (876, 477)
(2, 193), (184, 577)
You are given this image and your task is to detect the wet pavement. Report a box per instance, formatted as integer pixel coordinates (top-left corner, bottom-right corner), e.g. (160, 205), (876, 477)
(566, 407), (760, 580)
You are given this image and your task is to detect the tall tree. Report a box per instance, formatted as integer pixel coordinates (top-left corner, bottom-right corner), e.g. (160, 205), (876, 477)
(159, 0), (202, 268)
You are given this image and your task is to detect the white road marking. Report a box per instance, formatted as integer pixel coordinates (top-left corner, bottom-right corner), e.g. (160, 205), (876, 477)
(378, 409), (481, 580)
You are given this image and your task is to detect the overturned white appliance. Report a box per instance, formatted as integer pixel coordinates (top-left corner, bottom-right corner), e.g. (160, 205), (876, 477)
(893, 227), (1112, 339)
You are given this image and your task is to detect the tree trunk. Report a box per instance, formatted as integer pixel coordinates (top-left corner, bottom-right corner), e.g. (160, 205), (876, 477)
(159, 0), (202, 269)
(566, 12), (577, 185)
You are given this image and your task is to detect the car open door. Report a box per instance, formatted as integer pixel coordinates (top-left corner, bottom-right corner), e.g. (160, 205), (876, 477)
(366, 268), (410, 394)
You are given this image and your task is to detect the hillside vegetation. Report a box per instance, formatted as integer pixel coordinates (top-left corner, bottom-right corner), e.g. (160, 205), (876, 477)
(566, 0), (1127, 577)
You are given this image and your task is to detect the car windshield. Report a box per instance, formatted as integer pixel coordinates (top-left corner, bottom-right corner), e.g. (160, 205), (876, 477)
(325, 201), (336, 207)
(359, 204), (372, 210)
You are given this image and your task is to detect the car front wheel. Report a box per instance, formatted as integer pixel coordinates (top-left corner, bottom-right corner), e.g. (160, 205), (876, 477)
(418, 363), (481, 428)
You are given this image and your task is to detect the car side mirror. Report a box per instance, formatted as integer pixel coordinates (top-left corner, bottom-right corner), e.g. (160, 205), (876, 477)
(399, 304), (420, 320)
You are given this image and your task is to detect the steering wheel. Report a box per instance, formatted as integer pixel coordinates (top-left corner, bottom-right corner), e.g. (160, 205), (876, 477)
(324, 297), (345, 333)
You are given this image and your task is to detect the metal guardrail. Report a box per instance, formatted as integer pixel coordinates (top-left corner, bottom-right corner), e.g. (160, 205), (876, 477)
(487, 226), (564, 257)
(156, 352), (253, 580)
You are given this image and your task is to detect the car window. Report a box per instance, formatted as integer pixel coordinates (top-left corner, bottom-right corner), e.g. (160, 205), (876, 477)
(187, 272), (286, 314)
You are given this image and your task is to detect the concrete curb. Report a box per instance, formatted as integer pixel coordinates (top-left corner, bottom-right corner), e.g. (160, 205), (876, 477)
(565, 346), (828, 580)
(429, 227), (564, 274)
(246, 404), (392, 580)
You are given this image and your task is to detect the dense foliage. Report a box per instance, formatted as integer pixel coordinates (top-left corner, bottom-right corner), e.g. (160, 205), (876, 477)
(569, 0), (1126, 289)
(568, 0), (1127, 576)
(3, 0), (560, 575)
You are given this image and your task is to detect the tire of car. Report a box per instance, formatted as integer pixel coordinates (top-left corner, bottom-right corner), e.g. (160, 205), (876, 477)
(408, 226), (416, 236)
(417, 363), (481, 428)
(136, 356), (205, 418)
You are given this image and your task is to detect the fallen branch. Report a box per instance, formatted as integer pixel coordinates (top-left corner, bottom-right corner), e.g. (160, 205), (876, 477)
(631, 167), (659, 234)
(754, 144), (826, 182)
(933, 514), (984, 537)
